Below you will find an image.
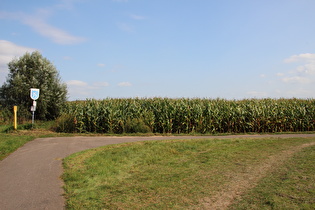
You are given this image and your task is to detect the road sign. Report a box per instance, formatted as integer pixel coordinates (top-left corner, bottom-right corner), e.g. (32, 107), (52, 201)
(31, 106), (36, 112)
(30, 88), (40, 100)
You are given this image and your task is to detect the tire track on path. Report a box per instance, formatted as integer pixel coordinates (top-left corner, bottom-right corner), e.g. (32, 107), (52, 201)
(1, 134), (315, 210)
(199, 141), (315, 210)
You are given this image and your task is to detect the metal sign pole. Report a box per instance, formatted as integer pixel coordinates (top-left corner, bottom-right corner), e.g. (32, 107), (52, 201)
(32, 111), (35, 125)
(30, 88), (40, 126)
(31, 101), (36, 125)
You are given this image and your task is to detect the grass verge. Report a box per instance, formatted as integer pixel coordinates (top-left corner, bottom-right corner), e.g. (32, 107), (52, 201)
(62, 137), (315, 209)
(0, 121), (67, 161)
(230, 144), (315, 209)
(0, 134), (35, 161)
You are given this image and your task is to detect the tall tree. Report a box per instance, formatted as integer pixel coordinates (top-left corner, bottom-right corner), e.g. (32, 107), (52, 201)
(0, 51), (68, 120)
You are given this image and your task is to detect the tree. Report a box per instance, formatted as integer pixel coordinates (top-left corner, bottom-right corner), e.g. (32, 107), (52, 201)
(0, 51), (68, 120)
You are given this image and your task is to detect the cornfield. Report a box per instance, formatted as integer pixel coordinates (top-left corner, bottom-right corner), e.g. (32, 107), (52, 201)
(55, 98), (315, 134)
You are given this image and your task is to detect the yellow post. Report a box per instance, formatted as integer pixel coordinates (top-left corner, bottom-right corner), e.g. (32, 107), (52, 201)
(13, 106), (17, 130)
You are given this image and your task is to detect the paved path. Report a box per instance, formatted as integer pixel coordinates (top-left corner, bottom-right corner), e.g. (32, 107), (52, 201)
(1, 134), (315, 210)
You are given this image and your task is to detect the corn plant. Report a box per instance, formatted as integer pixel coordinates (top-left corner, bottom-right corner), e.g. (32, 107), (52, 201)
(55, 98), (315, 134)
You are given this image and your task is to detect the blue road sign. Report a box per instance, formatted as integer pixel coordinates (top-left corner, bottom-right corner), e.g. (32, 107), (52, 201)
(30, 88), (40, 100)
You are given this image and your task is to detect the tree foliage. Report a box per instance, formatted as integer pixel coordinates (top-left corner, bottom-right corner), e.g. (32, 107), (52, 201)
(0, 51), (68, 120)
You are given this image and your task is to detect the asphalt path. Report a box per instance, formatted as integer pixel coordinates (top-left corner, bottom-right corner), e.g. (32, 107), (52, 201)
(1, 134), (315, 210)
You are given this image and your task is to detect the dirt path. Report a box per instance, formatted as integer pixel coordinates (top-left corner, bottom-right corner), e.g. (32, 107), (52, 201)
(0, 134), (315, 210)
(200, 141), (315, 209)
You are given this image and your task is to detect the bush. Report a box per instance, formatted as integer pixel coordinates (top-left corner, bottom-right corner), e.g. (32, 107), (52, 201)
(124, 118), (152, 133)
(54, 114), (77, 133)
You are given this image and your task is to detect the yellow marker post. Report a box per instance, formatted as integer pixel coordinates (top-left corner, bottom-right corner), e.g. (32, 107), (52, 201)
(13, 106), (18, 130)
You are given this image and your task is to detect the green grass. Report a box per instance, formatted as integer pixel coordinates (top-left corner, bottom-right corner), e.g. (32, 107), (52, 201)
(1, 121), (314, 208)
(0, 121), (67, 160)
(230, 144), (315, 209)
(62, 137), (315, 209)
(0, 124), (35, 160)
(0, 133), (35, 160)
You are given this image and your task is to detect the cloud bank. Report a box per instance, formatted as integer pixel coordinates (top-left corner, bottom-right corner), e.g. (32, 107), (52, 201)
(118, 82), (132, 87)
(66, 80), (110, 100)
(0, 40), (37, 83)
(279, 53), (315, 84)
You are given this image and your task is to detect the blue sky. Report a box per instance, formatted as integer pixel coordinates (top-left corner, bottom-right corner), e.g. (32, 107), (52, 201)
(1, 0), (315, 100)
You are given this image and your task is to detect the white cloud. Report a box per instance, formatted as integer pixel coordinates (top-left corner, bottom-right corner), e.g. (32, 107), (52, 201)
(0, 40), (37, 83)
(284, 53), (315, 63)
(109, 64), (125, 72)
(278, 53), (315, 85)
(22, 15), (86, 45)
(97, 63), (106, 67)
(285, 88), (313, 97)
(55, 0), (78, 10)
(118, 82), (132, 87)
(296, 63), (315, 75)
(66, 80), (88, 87)
(117, 14), (146, 33)
(281, 76), (310, 84)
(66, 80), (110, 99)
(117, 22), (134, 33)
(261, 53), (315, 98)
(0, 9), (85, 45)
(246, 91), (267, 97)
(67, 80), (109, 89)
(130, 14), (146, 20)
(63, 56), (72, 60)
(93, 82), (109, 87)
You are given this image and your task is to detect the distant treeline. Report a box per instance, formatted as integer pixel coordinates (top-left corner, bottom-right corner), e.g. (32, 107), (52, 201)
(54, 98), (315, 134)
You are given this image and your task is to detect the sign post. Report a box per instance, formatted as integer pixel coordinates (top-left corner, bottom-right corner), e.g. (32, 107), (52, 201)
(30, 88), (40, 125)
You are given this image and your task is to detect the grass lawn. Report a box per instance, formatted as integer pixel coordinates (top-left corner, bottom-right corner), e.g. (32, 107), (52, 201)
(0, 133), (35, 160)
(62, 137), (315, 209)
(1, 123), (314, 209)
(230, 143), (315, 209)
